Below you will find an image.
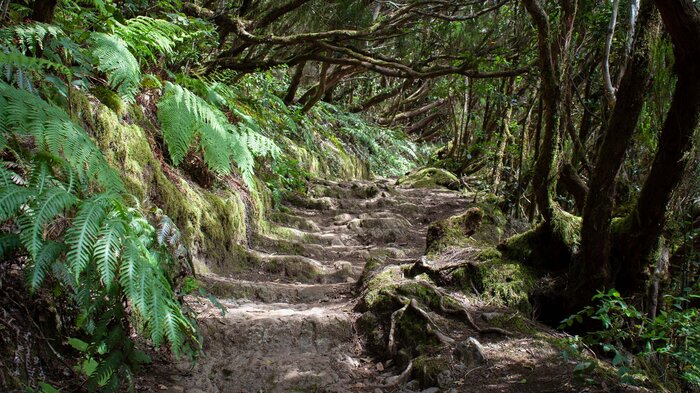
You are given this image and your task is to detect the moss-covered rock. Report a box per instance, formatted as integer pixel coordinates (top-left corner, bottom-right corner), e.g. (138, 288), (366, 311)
(426, 207), (483, 254)
(412, 355), (451, 388)
(397, 167), (460, 190)
(92, 86), (125, 115)
(451, 258), (536, 314)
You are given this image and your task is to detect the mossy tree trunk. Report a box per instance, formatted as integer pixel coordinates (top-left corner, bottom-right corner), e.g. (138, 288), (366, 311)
(612, 0), (700, 297)
(574, 0), (656, 303)
(522, 0), (576, 226)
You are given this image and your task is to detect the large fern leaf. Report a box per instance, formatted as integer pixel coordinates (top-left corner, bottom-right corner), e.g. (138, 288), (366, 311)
(65, 194), (111, 278)
(93, 216), (126, 290)
(19, 186), (76, 259)
(0, 184), (33, 222)
(90, 33), (141, 102)
(114, 17), (184, 63)
(26, 240), (66, 292)
(157, 82), (231, 173)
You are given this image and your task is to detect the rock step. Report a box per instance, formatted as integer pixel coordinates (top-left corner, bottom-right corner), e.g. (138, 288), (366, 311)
(201, 275), (354, 303)
(163, 299), (360, 392)
(253, 233), (368, 262)
(243, 250), (358, 283)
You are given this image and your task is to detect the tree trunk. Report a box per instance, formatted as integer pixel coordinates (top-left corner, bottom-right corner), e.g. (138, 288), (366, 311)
(284, 61), (306, 105)
(32, 0), (57, 23)
(576, 0), (655, 300)
(613, 0), (700, 296)
(522, 0), (566, 225)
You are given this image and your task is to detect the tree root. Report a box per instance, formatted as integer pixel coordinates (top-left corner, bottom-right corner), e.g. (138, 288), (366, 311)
(417, 279), (514, 336)
(387, 301), (409, 356)
(383, 360), (413, 387)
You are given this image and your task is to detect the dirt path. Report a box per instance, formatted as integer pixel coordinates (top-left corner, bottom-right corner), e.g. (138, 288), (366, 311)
(139, 178), (469, 392)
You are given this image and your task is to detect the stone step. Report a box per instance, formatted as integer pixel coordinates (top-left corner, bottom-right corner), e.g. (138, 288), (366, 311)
(201, 275), (353, 303)
(159, 299), (360, 392)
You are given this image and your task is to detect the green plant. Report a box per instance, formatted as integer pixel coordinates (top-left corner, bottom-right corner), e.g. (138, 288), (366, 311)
(1, 80), (198, 391)
(157, 81), (279, 187)
(90, 32), (141, 102)
(561, 288), (700, 388)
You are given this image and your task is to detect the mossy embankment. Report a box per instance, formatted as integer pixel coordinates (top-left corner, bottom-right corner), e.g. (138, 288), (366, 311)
(84, 95), (374, 276)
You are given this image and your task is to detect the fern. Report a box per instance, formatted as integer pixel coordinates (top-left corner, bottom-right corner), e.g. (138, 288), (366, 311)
(0, 81), (125, 192)
(114, 16), (184, 63)
(90, 33), (141, 102)
(157, 82), (231, 173)
(0, 184), (33, 222)
(19, 186), (77, 259)
(93, 216), (125, 290)
(26, 241), (66, 292)
(0, 22), (64, 56)
(65, 194), (111, 277)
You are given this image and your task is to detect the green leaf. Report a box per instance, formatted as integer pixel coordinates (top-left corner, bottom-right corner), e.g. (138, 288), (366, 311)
(68, 337), (90, 352)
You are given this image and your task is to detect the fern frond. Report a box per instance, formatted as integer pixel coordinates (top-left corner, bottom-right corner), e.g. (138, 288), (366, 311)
(114, 17), (184, 63)
(19, 186), (77, 259)
(26, 240), (66, 292)
(157, 82), (231, 173)
(93, 216), (125, 290)
(0, 81), (125, 192)
(90, 33), (141, 102)
(0, 23), (63, 55)
(65, 193), (111, 278)
(0, 184), (32, 222)
(119, 238), (148, 316)
(0, 51), (71, 79)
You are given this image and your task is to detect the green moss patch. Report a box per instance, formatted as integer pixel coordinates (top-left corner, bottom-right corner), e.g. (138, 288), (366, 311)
(397, 167), (460, 190)
(452, 258), (536, 314)
(93, 105), (251, 274)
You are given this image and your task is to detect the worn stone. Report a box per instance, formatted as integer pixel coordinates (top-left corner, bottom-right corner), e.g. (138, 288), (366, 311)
(452, 337), (486, 367)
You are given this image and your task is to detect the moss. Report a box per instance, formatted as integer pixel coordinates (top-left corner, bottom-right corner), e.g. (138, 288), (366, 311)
(357, 312), (386, 353)
(477, 247), (502, 261)
(488, 313), (538, 334)
(396, 280), (442, 310)
(93, 106), (251, 274)
(92, 86), (125, 115)
(552, 207), (582, 249)
(397, 167), (460, 190)
(452, 258), (536, 314)
(362, 265), (404, 310)
(412, 355), (450, 388)
(141, 73), (162, 89)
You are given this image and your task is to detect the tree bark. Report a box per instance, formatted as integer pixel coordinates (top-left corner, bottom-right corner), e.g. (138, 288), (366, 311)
(32, 0), (57, 23)
(613, 0), (700, 296)
(284, 61), (306, 105)
(576, 0), (655, 299)
(522, 0), (567, 225)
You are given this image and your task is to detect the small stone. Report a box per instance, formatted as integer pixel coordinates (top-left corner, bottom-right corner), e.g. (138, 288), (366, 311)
(453, 337), (487, 367)
(481, 312), (504, 322)
(376, 362), (384, 371)
(334, 213), (353, 225)
(374, 388), (384, 393)
(405, 379), (420, 390)
(420, 388), (440, 393)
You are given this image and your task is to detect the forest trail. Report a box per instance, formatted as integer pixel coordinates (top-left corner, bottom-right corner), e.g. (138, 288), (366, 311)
(140, 179), (469, 392)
